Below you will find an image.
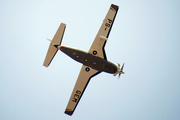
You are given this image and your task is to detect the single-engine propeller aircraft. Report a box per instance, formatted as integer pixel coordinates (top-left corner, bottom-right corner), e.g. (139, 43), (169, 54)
(43, 4), (124, 116)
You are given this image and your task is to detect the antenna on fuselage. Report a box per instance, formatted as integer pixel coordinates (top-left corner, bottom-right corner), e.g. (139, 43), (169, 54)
(46, 38), (52, 41)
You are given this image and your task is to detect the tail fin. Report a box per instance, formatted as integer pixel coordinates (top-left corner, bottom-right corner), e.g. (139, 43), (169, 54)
(43, 23), (66, 67)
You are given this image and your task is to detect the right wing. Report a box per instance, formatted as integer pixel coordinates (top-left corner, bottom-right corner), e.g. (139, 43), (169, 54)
(88, 4), (119, 60)
(65, 65), (101, 116)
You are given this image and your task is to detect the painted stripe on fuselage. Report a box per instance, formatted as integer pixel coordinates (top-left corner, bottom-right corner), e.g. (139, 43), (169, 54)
(60, 46), (117, 74)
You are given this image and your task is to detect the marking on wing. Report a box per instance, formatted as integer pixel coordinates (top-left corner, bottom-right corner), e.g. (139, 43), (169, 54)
(85, 67), (90, 72)
(69, 69), (101, 115)
(104, 19), (113, 31)
(72, 90), (82, 103)
(110, 6), (116, 12)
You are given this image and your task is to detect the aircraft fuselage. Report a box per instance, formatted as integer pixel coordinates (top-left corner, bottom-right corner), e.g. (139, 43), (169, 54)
(59, 46), (118, 74)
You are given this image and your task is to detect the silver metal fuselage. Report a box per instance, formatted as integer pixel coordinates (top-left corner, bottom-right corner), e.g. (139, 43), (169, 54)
(59, 46), (117, 74)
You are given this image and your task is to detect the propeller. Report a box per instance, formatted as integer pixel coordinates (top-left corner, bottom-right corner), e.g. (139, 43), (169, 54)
(118, 63), (125, 78)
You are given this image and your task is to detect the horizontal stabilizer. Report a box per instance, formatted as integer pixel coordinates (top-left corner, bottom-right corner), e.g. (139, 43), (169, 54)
(43, 23), (66, 67)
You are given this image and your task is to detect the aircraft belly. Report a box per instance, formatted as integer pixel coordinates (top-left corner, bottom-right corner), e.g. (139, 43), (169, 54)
(61, 47), (117, 74)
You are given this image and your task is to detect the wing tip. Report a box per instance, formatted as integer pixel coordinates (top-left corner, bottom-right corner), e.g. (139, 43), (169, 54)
(64, 110), (73, 116)
(111, 4), (119, 11)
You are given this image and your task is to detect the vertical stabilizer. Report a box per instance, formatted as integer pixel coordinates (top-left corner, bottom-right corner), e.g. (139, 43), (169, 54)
(43, 23), (66, 67)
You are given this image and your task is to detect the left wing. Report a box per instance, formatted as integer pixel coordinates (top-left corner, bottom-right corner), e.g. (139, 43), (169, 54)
(88, 4), (119, 60)
(65, 65), (101, 116)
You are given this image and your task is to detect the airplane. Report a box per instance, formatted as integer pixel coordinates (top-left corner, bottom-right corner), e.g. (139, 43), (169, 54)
(43, 4), (124, 116)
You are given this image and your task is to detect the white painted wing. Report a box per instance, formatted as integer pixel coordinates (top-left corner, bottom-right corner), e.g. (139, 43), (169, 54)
(88, 4), (119, 60)
(65, 65), (101, 116)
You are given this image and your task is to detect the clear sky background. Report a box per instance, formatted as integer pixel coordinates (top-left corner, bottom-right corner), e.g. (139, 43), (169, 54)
(1, 0), (180, 120)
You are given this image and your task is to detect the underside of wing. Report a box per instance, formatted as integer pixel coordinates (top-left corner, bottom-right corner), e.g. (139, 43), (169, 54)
(64, 65), (101, 116)
(88, 4), (119, 60)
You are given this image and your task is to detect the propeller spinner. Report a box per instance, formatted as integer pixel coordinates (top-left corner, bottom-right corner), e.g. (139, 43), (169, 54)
(114, 63), (125, 78)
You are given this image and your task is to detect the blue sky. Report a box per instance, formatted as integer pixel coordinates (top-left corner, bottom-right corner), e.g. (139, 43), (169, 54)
(1, 0), (180, 120)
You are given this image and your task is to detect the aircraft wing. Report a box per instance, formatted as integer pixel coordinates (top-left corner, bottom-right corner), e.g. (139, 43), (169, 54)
(65, 65), (101, 116)
(88, 4), (119, 60)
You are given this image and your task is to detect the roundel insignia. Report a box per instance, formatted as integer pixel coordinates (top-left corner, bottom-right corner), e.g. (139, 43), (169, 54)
(93, 50), (97, 55)
(85, 67), (90, 72)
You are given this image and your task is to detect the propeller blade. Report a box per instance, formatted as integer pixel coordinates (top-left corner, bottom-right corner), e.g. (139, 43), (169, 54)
(118, 73), (121, 78)
(121, 63), (124, 71)
(118, 63), (125, 79)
